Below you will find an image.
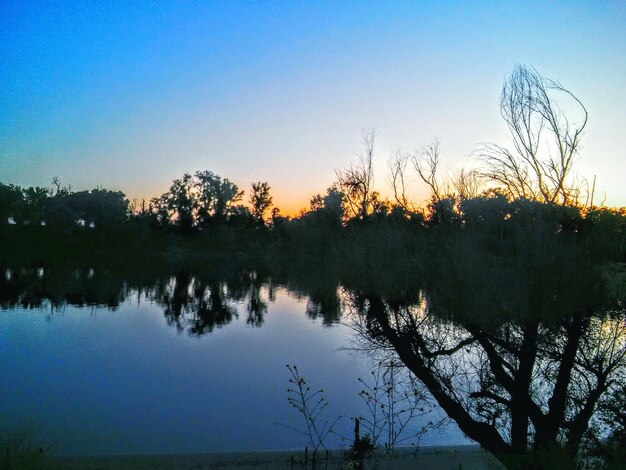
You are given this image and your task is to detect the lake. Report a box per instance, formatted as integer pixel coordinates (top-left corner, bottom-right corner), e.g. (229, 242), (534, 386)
(0, 266), (465, 456)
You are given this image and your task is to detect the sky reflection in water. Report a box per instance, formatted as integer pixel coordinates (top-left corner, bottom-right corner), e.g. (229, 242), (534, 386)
(1, 284), (465, 455)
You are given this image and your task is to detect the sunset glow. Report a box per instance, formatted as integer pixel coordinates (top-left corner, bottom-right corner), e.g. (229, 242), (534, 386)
(1, 1), (625, 212)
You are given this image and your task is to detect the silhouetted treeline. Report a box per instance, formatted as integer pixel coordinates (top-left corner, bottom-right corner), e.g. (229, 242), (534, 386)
(2, 176), (626, 272)
(3, 195), (625, 321)
(0, 182), (128, 227)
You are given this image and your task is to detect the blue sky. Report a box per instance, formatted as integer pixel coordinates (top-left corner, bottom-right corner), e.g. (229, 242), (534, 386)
(1, 1), (624, 212)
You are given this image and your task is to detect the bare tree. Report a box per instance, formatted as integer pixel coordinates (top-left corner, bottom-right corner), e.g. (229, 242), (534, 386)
(335, 129), (377, 220)
(389, 142), (482, 211)
(52, 177), (62, 196)
(479, 66), (588, 206)
(387, 151), (411, 211)
(412, 141), (443, 203)
(452, 168), (483, 201)
(51, 176), (71, 196)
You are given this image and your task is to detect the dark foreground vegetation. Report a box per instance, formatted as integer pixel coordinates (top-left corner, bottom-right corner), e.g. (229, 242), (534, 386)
(2, 66), (626, 469)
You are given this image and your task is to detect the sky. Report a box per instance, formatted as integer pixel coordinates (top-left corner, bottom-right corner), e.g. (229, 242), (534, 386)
(1, 1), (625, 214)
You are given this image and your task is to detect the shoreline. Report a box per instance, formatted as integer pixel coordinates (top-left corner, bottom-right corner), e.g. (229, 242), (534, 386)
(46, 445), (505, 469)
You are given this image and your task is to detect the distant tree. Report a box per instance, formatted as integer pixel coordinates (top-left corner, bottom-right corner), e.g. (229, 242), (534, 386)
(412, 141), (443, 204)
(0, 183), (24, 224)
(309, 194), (324, 212)
(45, 193), (76, 227)
(10, 186), (49, 225)
(582, 207), (626, 261)
(322, 186), (345, 222)
(23, 187), (48, 224)
(309, 185), (345, 226)
(228, 204), (254, 228)
(73, 189), (129, 227)
(249, 181), (273, 226)
(370, 192), (391, 219)
(270, 207), (289, 229)
(42, 186), (129, 229)
(452, 168), (483, 201)
(194, 171), (244, 225)
(129, 198), (149, 220)
(427, 197), (460, 225)
(148, 194), (172, 228)
(336, 129), (376, 220)
(166, 174), (196, 233)
(51, 176), (68, 196)
(387, 150), (412, 212)
(479, 65), (588, 206)
(458, 194), (510, 230)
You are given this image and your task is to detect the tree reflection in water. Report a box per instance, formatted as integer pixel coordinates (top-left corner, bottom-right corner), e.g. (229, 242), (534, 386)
(344, 201), (626, 469)
(0, 264), (339, 335)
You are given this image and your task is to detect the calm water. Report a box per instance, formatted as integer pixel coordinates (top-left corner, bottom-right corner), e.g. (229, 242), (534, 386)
(0, 268), (464, 455)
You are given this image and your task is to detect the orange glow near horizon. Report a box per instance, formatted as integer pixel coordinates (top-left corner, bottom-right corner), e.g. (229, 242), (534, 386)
(126, 185), (313, 218)
(126, 183), (436, 219)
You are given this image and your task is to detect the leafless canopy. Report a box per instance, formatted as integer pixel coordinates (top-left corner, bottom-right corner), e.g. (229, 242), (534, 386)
(451, 168), (482, 201)
(479, 66), (588, 206)
(412, 141), (443, 203)
(335, 129), (376, 219)
(387, 141), (482, 209)
(387, 150), (411, 211)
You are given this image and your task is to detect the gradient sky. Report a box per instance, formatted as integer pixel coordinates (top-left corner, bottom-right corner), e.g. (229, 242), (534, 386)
(1, 1), (625, 213)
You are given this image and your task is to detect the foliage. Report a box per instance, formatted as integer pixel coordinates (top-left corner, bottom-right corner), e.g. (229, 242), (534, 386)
(308, 185), (345, 227)
(0, 184), (23, 224)
(194, 170), (243, 225)
(249, 181), (273, 226)
(165, 174), (196, 233)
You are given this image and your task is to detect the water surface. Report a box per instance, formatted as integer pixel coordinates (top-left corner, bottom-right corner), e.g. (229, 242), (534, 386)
(0, 267), (463, 455)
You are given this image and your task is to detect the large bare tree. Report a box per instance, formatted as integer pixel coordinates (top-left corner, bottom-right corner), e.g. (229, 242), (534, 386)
(479, 66), (588, 206)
